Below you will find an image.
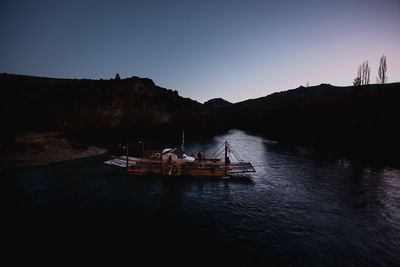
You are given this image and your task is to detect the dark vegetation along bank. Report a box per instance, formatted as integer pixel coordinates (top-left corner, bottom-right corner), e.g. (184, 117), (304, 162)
(1, 73), (399, 167)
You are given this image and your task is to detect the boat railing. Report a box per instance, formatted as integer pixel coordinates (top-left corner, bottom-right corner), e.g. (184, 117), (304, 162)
(228, 162), (256, 173)
(143, 150), (162, 160)
(182, 161), (225, 171)
(131, 159), (162, 169)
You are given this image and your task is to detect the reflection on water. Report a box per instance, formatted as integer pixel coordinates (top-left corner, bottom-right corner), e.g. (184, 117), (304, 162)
(4, 129), (400, 265)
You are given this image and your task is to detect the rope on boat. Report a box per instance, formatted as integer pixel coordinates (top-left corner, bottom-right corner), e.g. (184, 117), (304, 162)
(211, 142), (226, 158)
(211, 141), (248, 165)
(228, 143), (246, 164)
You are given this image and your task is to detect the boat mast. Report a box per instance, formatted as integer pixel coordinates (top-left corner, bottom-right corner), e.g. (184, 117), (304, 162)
(225, 141), (228, 171)
(181, 130), (184, 151)
(126, 143), (129, 170)
(139, 139), (144, 157)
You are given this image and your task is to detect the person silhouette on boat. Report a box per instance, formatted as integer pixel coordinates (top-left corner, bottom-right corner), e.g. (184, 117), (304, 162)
(226, 156), (230, 171)
(197, 152), (205, 168)
(168, 155), (173, 175)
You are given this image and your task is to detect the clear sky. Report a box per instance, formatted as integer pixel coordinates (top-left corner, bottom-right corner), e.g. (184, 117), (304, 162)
(1, 0), (399, 103)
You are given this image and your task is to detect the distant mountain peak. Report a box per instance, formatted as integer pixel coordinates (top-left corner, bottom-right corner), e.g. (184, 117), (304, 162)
(204, 98), (232, 107)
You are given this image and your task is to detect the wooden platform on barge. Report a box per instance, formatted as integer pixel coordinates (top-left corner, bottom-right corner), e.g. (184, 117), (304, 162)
(105, 141), (255, 177)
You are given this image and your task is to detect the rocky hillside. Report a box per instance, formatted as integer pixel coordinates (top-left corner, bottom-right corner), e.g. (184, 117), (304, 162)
(0, 73), (222, 146)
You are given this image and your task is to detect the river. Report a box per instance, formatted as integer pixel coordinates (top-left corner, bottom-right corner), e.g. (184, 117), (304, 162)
(4, 130), (400, 266)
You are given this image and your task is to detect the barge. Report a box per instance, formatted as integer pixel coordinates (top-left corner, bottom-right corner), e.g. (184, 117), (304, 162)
(105, 140), (255, 177)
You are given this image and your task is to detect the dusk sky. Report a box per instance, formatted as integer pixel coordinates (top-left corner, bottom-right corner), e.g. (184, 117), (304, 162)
(1, 0), (399, 103)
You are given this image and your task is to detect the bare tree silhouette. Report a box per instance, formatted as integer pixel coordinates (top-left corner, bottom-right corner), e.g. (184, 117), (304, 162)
(361, 61), (370, 85)
(355, 61), (370, 85)
(376, 54), (387, 84)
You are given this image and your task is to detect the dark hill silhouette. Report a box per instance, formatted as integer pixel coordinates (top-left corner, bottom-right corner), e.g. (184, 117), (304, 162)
(219, 83), (400, 166)
(204, 98), (232, 107)
(0, 73), (223, 148)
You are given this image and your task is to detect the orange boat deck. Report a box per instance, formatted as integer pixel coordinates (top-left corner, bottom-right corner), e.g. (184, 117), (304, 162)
(105, 141), (256, 177)
(126, 158), (228, 177)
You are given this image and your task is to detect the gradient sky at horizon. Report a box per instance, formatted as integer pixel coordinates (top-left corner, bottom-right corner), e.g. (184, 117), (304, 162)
(1, 0), (399, 103)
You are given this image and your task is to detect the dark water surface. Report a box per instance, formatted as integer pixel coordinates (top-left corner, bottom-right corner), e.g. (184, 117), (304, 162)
(4, 130), (400, 266)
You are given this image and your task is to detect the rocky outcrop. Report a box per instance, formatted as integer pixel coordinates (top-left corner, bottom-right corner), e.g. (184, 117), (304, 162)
(0, 73), (216, 146)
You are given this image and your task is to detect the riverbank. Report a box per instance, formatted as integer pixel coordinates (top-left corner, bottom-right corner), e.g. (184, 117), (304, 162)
(0, 132), (107, 169)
